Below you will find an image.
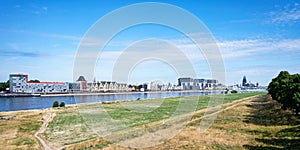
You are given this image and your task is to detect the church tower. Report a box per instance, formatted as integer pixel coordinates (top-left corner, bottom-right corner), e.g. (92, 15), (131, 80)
(242, 76), (247, 86)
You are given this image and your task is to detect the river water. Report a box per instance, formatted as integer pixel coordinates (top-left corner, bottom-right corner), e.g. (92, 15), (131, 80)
(0, 88), (268, 112)
(0, 91), (223, 112)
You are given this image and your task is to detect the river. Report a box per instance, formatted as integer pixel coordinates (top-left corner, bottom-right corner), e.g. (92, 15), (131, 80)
(0, 89), (268, 112)
(0, 91), (224, 112)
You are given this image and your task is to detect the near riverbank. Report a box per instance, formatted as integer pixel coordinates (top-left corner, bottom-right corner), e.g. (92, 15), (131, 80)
(63, 93), (299, 150)
(41, 92), (265, 149)
(4, 92), (297, 150)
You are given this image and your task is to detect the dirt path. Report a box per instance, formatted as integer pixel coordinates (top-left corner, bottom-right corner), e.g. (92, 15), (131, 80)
(35, 109), (53, 150)
(189, 95), (259, 123)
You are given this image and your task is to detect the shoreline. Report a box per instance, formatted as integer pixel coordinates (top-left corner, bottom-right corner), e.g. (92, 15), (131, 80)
(40, 90), (224, 97)
(0, 90), (267, 113)
(1, 88), (266, 98)
(0, 94), (202, 113)
(0, 90), (225, 113)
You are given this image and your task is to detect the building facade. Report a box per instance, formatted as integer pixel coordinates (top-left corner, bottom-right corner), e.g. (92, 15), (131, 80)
(9, 74), (68, 93)
(178, 77), (219, 90)
(88, 81), (128, 92)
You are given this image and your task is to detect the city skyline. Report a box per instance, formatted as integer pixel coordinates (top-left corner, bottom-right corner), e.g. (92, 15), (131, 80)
(6, 73), (223, 86)
(0, 1), (299, 86)
(8, 73), (224, 94)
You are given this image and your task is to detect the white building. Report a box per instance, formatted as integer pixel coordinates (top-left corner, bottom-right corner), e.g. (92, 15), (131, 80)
(9, 74), (68, 93)
(88, 81), (129, 92)
(178, 77), (219, 90)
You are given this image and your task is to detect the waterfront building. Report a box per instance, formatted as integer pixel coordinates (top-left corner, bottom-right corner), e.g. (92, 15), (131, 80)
(77, 76), (88, 92)
(88, 81), (128, 92)
(147, 81), (162, 91)
(178, 77), (194, 90)
(9, 74), (68, 93)
(178, 77), (219, 90)
(206, 79), (218, 89)
(68, 82), (80, 92)
(9, 73), (222, 93)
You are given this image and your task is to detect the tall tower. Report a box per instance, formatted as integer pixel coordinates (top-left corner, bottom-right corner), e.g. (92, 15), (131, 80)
(242, 76), (247, 86)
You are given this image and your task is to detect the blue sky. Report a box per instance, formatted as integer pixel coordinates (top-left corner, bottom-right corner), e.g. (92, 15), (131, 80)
(0, 0), (299, 86)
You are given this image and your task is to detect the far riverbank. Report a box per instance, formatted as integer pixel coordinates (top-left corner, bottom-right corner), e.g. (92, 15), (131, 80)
(40, 90), (223, 97)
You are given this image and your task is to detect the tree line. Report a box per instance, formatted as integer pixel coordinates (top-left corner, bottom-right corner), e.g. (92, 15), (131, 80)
(268, 71), (300, 115)
(0, 80), (9, 91)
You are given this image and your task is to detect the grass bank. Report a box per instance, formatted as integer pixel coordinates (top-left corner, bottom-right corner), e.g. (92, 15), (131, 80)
(0, 110), (43, 149)
(144, 94), (299, 149)
(41, 92), (265, 148)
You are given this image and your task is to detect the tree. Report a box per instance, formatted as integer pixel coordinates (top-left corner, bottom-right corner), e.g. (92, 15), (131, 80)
(268, 71), (300, 115)
(0, 80), (9, 91)
(293, 92), (300, 114)
(60, 102), (65, 107)
(53, 101), (59, 107)
(0, 83), (6, 91)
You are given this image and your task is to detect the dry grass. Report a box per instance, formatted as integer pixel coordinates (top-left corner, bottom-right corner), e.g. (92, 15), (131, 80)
(145, 94), (299, 150)
(3, 93), (296, 150)
(42, 93), (263, 149)
(100, 94), (299, 149)
(0, 110), (44, 149)
(40, 106), (98, 148)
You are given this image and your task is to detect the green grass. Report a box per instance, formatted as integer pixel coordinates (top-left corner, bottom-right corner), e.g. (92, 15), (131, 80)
(58, 93), (300, 150)
(76, 92), (265, 135)
(94, 143), (109, 149)
(48, 110), (84, 127)
(18, 122), (41, 133)
(14, 137), (37, 146)
(222, 92), (266, 103)
(43, 92), (264, 147)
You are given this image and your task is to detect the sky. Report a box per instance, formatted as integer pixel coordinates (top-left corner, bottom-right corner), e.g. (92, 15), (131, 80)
(0, 0), (299, 86)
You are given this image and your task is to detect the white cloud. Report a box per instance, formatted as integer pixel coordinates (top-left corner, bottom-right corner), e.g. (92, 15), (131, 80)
(0, 29), (81, 41)
(269, 3), (300, 24)
(218, 38), (300, 60)
(81, 37), (300, 63)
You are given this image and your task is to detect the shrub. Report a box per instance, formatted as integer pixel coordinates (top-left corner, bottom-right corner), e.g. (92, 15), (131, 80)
(231, 90), (238, 93)
(60, 102), (65, 107)
(53, 101), (59, 108)
(268, 71), (300, 114)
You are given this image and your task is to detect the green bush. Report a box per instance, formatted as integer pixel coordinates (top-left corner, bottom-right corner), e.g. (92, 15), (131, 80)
(60, 102), (65, 107)
(268, 71), (300, 114)
(53, 101), (59, 108)
(231, 90), (238, 93)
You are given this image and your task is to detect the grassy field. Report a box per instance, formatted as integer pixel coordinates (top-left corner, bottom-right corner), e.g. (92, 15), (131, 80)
(2, 92), (299, 149)
(41, 92), (265, 148)
(0, 110), (43, 149)
(188, 94), (300, 149)
(103, 94), (299, 149)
